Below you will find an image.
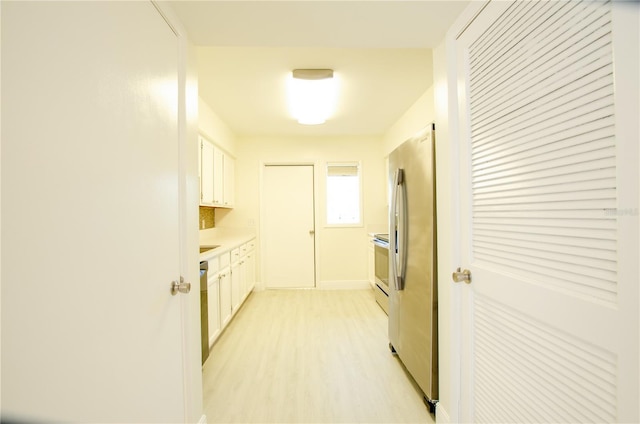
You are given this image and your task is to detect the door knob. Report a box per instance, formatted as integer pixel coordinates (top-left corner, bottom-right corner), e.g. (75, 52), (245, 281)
(171, 276), (191, 295)
(452, 268), (471, 284)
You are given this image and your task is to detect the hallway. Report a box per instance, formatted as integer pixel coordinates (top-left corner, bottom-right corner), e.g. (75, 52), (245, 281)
(202, 289), (434, 423)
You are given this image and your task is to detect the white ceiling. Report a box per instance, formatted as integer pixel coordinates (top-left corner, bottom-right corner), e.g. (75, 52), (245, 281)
(168, 1), (470, 137)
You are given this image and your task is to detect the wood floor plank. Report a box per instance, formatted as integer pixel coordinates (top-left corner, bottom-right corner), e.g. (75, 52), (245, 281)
(202, 289), (435, 423)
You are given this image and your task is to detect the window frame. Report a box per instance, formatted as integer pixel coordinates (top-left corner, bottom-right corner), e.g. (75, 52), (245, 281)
(324, 161), (364, 228)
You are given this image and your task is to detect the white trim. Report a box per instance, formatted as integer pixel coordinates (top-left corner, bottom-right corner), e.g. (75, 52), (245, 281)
(441, 2), (491, 423)
(150, 2), (203, 422)
(317, 280), (371, 290)
(436, 403), (451, 424)
(324, 160), (364, 228)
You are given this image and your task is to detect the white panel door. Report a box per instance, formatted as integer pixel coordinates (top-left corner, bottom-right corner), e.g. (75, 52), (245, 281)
(455, 1), (638, 422)
(263, 165), (316, 288)
(2, 2), (187, 422)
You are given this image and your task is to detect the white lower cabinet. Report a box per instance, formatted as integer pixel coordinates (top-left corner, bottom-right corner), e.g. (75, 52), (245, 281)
(219, 267), (232, 328)
(244, 249), (256, 295)
(207, 272), (221, 345)
(231, 260), (241, 313)
(205, 237), (256, 348)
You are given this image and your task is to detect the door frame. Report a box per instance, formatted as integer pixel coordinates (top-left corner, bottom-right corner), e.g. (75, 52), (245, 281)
(435, 3), (490, 422)
(259, 161), (320, 290)
(152, 2), (203, 422)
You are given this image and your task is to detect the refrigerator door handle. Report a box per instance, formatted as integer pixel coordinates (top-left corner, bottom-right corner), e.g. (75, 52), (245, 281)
(391, 168), (407, 290)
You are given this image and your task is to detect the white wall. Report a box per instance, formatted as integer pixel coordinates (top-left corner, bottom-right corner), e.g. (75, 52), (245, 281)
(216, 135), (388, 288)
(199, 97), (237, 157)
(383, 86), (435, 156)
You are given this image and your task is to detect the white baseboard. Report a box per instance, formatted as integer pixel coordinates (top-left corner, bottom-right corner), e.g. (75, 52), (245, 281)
(436, 402), (450, 424)
(254, 280), (371, 290)
(198, 414), (207, 424)
(317, 280), (371, 290)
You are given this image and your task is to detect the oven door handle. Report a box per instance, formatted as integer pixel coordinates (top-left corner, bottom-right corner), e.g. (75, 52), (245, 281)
(390, 168), (407, 291)
(373, 239), (389, 249)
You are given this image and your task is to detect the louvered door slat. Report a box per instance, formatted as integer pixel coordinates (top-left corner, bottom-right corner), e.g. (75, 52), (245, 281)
(472, 146), (615, 184)
(474, 239), (616, 273)
(474, 215), (616, 230)
(474, 233), (616, 262)
(470, 1), (571, 101)
(470, 1), (610, 117)
(469, 7), (616, 305)
(469, 1), (560, 87)
(474, 319), (613, 419)
(471, 77), (614, 151)
(473, 163), (614, 191)
(473, 135), (615, 179)
(473, 7), (610, 121)
(473, 125), (614, 173)
(474, 177), (616, 200)
(473, 228), (616, 251)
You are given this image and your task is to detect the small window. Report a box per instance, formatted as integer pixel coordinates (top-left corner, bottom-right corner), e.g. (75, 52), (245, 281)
(326, 162), (362, 226)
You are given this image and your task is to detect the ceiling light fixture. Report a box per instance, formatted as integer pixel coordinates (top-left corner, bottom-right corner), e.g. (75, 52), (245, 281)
(287, 69), (337, 125)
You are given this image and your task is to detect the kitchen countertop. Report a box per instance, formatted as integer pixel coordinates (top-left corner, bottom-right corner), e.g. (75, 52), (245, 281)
(199, 227), (256, 261)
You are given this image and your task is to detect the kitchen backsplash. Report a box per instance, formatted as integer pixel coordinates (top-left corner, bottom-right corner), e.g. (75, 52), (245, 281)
(199, 207), (215, 229)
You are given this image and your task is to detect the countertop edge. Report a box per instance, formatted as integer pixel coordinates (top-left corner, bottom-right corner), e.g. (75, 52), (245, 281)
(199, 233), (256, 262)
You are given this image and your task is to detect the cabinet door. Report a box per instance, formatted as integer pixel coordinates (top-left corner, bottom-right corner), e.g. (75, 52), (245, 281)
(231, 261), (241, 313)
(223, 154), (235, 207)
(212, 145), (224, 206)
(219, 269), (232, 328)
(244, 251), (256, 294)
(200, 138), (214, 205)
(207, 275), (220, 346)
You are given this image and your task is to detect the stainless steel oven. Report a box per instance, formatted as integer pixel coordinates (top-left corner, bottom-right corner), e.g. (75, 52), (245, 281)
(373, 234), (389, 314)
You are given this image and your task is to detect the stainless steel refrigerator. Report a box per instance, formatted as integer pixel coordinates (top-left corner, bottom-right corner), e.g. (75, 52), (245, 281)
(388, 123), (438, 409)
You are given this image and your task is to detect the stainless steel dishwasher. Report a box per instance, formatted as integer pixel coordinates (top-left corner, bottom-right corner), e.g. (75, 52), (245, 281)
(200, 261), (209, 365)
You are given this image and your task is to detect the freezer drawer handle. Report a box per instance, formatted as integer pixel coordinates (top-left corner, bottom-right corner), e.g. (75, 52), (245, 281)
(452, 268), (471, 284)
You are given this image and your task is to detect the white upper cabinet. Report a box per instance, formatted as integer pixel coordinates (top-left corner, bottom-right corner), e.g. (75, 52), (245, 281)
(200, 137), (215, 206)
(223, 154), (235, 208)
(199, 135), (235, 208)
(212, 145), (224, 206)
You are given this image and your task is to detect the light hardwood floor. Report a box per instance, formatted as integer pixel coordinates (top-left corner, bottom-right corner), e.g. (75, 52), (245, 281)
(202, 289), (435, 423)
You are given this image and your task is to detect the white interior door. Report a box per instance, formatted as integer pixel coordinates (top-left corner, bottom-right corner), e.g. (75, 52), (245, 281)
(455, 1), (639, 422)
(263, 165), (316, 288)
(2, 2), (187, 421)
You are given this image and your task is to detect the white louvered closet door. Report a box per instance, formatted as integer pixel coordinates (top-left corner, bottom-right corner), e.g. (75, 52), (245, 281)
(455, 1), (639, 422)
